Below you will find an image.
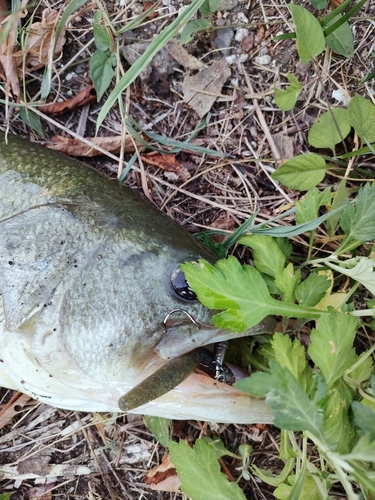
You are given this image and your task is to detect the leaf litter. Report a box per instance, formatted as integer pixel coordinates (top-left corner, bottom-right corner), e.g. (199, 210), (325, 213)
(0, 0), (375, 498)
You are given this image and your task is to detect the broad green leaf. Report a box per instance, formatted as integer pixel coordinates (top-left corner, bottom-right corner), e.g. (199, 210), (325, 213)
(236, 361), (325, 438)
(322, 379), (355, 453)
(338, 183), (375, 251)
(348, 351), (374, 387)
(144, 416), (171, 447)
(169, 439), (246, 500)
(351, 401), (375, 440)
(310, 0), (327, 9)
(274, 263), (301, 303)
(307, 108), (351, 151)
(0, 495), (11, 500)
(289, 4), (325, 63)
(274, 474), (323, 500)
(308, 310), (358, 386)
(325, 16), (354, 58)
(90, 50), (115, 101)
(19, 107), (44, 137)
(342, 434), (375, 462)
(181, 257), (323, 333)
(271, 333), (313, 392)
(274, 73), (303, 111)
(238, 234), (286, 277)
(295, 187), (332, 224)
(271, 154), (327, 191)
(93, 12), (112, 52)
(324, 256), (375, 295)
(199, 0), (220, 15)
(180, 19), (211, 45)
(202, 437), (239, 459)
(348, 93), (375, 142)
(295, 273), (331, 307)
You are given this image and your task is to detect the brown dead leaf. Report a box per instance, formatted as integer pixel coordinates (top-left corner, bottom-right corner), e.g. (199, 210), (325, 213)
(141, 152), (190, 180)
(146, 454), (181, 492)
(0, 392), (32, 430)
(27, 484), (54, 500)
(167, 38), (203, 71)
(0, 0), (28, 99)
(144, 2), (158, 18)
(210, 213), (236, 243)
(330, 0), (344, 6)
(47, 135), (144, 156)
(13, 9), (67, 72)
(273, 133), (294, 162)
(182, 59), (231, 118)
(40, 85), (97, 114)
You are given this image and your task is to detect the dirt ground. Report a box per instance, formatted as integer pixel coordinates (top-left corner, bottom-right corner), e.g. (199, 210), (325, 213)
(0, 0), (374, 498)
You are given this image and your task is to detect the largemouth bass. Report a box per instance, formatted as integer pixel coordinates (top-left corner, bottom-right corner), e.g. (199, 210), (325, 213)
(0, 132), (274, 423)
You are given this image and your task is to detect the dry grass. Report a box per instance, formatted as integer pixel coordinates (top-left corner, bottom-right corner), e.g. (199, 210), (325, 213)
(1, 0), (375, 497)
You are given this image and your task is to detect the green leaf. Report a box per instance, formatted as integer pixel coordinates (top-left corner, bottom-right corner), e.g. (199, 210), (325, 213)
(295, 187), (332, 224)
(338, 183), (375, 251)
(238, 234), (286, 278)
(199, 0), (220, 15)
(348, 93), (375, 142)
(326, 180), (348, 237)
(307, 108), (351, 151)
(349, 464), (375, 495)
(351, 401), (375, 440)
(325, 15), (354, 58)
(0, 495), (12, 500)
(274, 473), (323, 500)
(236, 361), (326, 438)
(169, 439), (246, 500)
(289, 4), (325, 63)
(342, 434), (375, 462)
(324, 256), (375, 295)
(202, 437), (239, 459)
(180, 19), (212, 45)
(348, 352), (374, 387)
(322, 379), (355, 453)
(308, 310), (358, 386)
(181, 257), (323, 333)
(274, 263), (301, 303)
(271, 333), (313, 392)
(144, 416), (171, 447)
(310, 0), (327, 9)
(271, 154), (327, 191)
(90, 49), (115, 101)
(97, 0), (207, 130)
(251, 458), (295, 487)
(274, 73), (303, 111)
(295, 273), (331, 307)
(19, 107), (44, 137)
(93, 11), (113, 52)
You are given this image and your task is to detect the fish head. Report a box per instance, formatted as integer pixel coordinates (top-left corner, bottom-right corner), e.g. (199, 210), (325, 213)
(0, 132), (275, 422)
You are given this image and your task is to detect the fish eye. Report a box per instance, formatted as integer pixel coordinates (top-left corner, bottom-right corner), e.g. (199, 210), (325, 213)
(170, 264), (197, 301)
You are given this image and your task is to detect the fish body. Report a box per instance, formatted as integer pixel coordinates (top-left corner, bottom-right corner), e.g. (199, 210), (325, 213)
(0, 132), (274, 423)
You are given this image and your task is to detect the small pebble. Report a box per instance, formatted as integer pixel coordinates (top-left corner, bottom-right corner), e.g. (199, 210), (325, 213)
(254, 55), (271, 65)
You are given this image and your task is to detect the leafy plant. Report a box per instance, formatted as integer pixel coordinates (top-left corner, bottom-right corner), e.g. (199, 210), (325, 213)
(90, 12), (117, 101)
(145, 181), (375, 499)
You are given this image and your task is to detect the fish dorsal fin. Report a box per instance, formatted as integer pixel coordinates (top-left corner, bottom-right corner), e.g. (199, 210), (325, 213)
(0, 205), (82, 330)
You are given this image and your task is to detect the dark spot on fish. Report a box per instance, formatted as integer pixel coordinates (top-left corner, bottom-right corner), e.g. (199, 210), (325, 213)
(8, 261), (13, 265)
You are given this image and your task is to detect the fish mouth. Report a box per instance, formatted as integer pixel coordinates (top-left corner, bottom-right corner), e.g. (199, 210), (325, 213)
(118, 346), (235, 413)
